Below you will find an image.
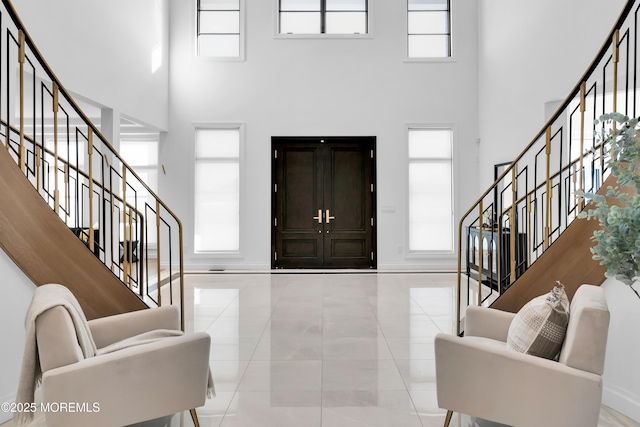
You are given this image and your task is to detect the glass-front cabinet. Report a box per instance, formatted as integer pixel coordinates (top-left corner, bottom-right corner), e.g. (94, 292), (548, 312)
(466, 227), (527, 296)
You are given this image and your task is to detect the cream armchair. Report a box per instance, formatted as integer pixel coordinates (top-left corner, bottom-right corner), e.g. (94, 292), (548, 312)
(35, 303), (211, 427)
(435, 284), (610, 427)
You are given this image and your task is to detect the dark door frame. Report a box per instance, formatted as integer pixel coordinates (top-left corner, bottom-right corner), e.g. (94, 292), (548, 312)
(271, 136), (377, 269)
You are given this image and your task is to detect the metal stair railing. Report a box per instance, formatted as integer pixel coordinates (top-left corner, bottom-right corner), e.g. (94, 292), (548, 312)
(0, 0), (186, 329)
(456, 0), (638, 335)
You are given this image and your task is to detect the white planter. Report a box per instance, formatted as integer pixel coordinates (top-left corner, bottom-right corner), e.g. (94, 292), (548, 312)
(601, 277), (640, 421)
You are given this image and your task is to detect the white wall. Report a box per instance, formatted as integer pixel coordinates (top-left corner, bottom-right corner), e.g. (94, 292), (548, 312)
(478, 0), (625, 188)
(163, 0), (480, 270)
(0, 249), (35, 424)
(10, 0), (170, 131)
(602, 277), (640, 421)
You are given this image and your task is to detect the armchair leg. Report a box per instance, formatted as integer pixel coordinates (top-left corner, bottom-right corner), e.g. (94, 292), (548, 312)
(443, 410), (453, 427)
(189, 408), (201, 427)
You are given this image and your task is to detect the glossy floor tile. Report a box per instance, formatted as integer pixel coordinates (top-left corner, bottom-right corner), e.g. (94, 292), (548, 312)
(2, 272), (637, 427)
(182, 272), (638, 427)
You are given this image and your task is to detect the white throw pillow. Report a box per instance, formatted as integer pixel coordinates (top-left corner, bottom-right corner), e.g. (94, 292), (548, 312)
(506, 282), (570, 360)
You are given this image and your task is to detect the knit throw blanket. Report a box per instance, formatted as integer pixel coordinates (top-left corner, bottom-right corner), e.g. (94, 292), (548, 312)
(15, 284), (96, 424)
(15, 284), (215, 424)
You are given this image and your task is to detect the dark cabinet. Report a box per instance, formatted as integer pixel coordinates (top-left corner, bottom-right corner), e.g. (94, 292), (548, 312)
(466, 227), (527, 293)
(70, 227), (100, 257)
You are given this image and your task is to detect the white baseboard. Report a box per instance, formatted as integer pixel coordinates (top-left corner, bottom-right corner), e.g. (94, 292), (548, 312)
(603, 382), (640, 422)
(183, 262), (270, 271)
(377, 263), (457, 271)
(0, 391), (16, 423)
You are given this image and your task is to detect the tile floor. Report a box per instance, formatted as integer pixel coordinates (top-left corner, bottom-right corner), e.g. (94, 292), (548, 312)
(3, 272), (638, 427)
(183, 272), (638, 427)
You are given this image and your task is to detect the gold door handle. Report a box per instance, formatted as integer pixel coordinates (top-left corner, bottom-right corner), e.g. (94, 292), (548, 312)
(313, 209), (322, 223)
(326, 209), (335, 223)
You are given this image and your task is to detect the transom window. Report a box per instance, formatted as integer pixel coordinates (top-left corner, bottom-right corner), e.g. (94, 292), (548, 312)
(279, 0), (368, 35)
(197, 0), (242, 58)
(408, 0), (451, 58)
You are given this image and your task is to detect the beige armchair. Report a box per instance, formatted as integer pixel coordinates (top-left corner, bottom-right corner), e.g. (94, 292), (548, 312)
(34, 302), (211, 427)
(435, 284), (610, 427)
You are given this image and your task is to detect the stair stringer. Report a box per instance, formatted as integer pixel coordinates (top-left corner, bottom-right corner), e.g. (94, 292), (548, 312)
(488, 176), (613, 313)
(0, 145), (147, 320)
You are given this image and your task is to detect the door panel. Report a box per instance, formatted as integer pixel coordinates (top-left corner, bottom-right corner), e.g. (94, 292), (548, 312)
(323, 143), (373, 268)
(329, 148), (365, 230)
(276, 146), (323, 268)
(283, 148), (319, 231)
(273, 137), (376, 269)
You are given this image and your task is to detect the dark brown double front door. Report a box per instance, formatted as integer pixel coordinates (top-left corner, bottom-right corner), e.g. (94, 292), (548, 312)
(272, 137), (376, 269)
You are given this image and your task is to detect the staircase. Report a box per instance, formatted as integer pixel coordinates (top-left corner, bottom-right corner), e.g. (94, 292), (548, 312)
(456, 0), (638, 334)
(0, 0), (185, 325)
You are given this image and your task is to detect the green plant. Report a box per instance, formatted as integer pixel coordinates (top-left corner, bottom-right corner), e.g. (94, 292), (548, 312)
(578, 112), (640, 298)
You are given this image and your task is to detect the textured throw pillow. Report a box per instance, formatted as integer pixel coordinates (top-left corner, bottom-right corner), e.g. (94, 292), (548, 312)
(506, 282), (570, 360)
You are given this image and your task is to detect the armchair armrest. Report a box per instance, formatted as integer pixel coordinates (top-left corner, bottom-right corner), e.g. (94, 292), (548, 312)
(434, 333), (602, 427)
(41, 331), (210, 427)
(88, 305), (180, 349)
(464, 305), (515, 341)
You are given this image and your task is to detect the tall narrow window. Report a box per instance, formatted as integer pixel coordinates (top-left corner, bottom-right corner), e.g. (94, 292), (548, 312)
(279, 0), (368, 35)
(408, 128), (453, 251)
(407, 0), (451, 58)
(194, 128), (240, 252)
(120, 138), (159, 206)
(120, 135), (160, 244)
(197, 0), (242, 58)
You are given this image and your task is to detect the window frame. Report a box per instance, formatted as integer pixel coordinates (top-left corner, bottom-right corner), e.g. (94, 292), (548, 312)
(195, 0), (246, 61)
(192, 124), (244, 255)
(275, 0), (372, 39)
(405, 0), (453, 62)
(406, 125), (455, 255)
